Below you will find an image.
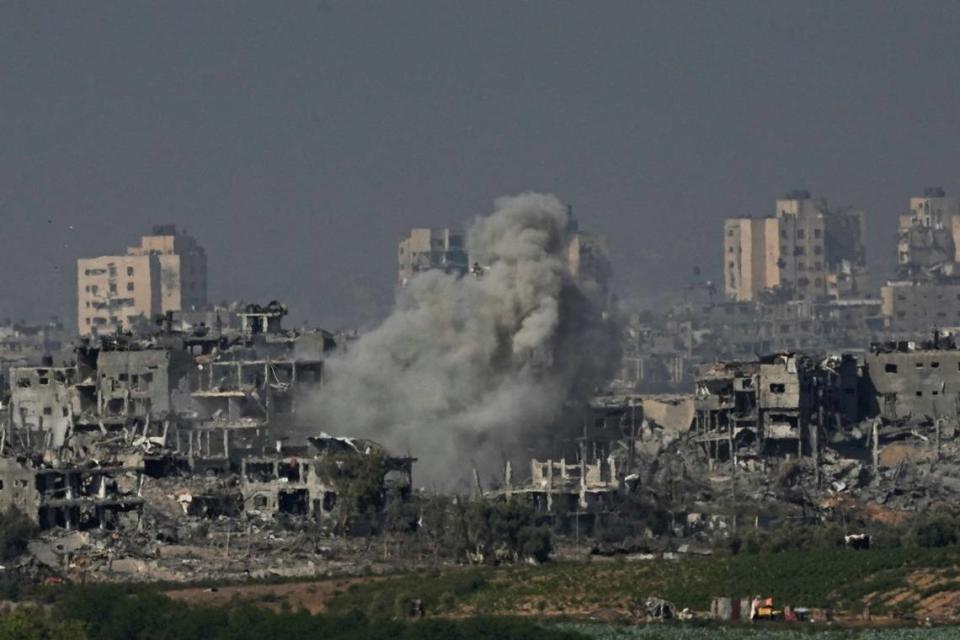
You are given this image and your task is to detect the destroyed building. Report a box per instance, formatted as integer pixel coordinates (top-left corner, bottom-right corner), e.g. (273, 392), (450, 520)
(897, 188), (960, 275)
(241, 434), (414, 524)
(617, 291), (885, 395)
(0, 456), (144, 530)
(865, 337), (960, 422)
(9, 363), (79, 449)
(96, 346), (196, 420)
(693, 353), (859, 462)
(0, 320), (73, 394)
(0, 300), (414, 545)
(487, 455), (619, 526)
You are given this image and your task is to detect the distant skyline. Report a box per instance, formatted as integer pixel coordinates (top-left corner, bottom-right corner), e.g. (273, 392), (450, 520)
(3, 2), (960, 328)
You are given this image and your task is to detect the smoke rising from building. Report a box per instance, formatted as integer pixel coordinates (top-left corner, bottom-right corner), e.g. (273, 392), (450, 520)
(310, 193), (618, 486)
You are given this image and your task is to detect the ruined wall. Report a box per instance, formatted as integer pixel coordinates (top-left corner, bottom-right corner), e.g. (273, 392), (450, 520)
(0, 458), (39, 518)
(881, 280), (960, 333)
(9, 367), (78, 448)
(865, 349), (960, 421)
(97, 350), (195, 418)
(758, 361), (802, 410)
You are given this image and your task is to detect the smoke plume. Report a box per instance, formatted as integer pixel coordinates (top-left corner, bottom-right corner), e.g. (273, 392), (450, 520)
(312, 193), (618, 487)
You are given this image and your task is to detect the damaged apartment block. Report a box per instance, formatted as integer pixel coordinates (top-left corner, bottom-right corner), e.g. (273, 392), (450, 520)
(0, 457), (144, 530)
(241, 434), (414, 528)
(9, 360), (80, 449)
(0, 301), (414, 541)
(694, 353), (860, 467)
(495, 457), (619, 517)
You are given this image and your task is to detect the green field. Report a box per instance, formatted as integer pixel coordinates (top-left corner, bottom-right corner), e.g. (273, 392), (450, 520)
(561, 625), (960, 639)
(325, 546), (960, 619)
(6, 545), (960, 638)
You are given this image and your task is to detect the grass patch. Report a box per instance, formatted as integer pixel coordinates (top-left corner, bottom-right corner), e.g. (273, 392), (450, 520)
(559, 623), (960, 639)
(325, 547), (960, 617)
(326, 567), (492, 617)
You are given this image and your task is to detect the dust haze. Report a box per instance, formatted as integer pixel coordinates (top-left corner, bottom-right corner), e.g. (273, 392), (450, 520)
(308, 193), (619, 486)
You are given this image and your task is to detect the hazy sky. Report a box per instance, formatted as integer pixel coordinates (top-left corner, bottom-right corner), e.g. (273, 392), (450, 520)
(2, 1), (960, 328)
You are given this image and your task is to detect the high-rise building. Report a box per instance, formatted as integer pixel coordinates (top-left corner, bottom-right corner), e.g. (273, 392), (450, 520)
(563, 230), (611, 305)
(560, 207), (611, 304)
(397, 228), (468, 286)
(724, 191), (867, 302)
(723, 217), (780, 302)
(897, 187), (960, 273)
(880, 189), (960, 334)
(775, 191), (830, 299)
(77, 225), (207, 335)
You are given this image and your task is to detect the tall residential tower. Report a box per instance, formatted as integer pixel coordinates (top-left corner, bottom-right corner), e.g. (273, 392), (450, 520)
(77, 225), (207, 335)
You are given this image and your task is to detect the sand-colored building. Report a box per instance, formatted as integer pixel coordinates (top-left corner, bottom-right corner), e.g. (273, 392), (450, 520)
(77, 225), (207, 335)
(724, 217), (780, 302)
(724, 191), (867, 302)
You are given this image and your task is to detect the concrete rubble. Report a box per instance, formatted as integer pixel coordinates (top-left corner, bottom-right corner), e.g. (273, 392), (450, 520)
(3, 294), (960, 583)
(0, 302), (417, 584)
(488, 334), (960, 557)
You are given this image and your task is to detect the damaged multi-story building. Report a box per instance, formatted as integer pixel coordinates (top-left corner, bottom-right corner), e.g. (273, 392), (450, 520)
(616, 295), (885, 394)
(241, 434), (414, 527)
(493, 457), (620, 518)
(0, 456), (144, 530)
(693, 352), (860, 463)
(0, 300), (414, 537)
(881, 189), (960, 336)
(896, 188), (960, 275)
(9, 361), (79, 449)
(865, 335), (960, 422)
(397, 228), (469, 286)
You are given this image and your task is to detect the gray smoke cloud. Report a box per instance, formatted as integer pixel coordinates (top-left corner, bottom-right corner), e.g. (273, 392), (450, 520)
(311, 193), (618, 487)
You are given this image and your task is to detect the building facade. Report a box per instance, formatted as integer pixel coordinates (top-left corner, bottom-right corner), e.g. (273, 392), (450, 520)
(77, 226), (208, 335)
(776, 192), (830, 300)
(865, 342), (960, 422)
(881, 280), (960, 334)
(397, 228), (468, 285)
(127, 225), (207, 314)
(897, 188), (960, 273)
(724, 217), (780, 301)
(723, 191), (867, 303)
